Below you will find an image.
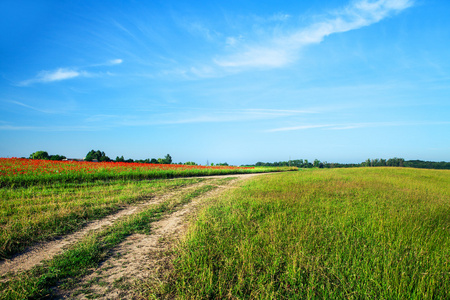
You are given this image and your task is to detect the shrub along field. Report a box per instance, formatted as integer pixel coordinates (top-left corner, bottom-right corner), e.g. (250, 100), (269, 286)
(163, 168), (450, 299)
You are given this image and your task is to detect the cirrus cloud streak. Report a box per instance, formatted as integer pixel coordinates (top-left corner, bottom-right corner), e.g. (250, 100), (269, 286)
(215, 0), (414, 69)
(18, 58), (123, 86)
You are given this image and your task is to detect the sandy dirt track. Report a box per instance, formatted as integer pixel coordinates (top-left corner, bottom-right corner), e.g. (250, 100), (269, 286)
(58, 173), (263, 299)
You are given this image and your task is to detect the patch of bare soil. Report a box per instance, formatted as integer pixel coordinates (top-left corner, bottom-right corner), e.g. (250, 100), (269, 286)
(57, 174), (261, 299)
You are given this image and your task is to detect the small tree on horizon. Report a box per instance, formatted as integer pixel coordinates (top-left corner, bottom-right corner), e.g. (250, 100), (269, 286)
(164, 154), (172, 164)
(29, 151), (49, 160)
(85, 150), (111, 162)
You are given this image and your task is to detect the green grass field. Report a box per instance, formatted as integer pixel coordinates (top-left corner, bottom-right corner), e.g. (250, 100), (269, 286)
(161, 168), (450, 299)
(0, 179), (221, 299)
(0, 177), (204, 259)
(1, 167), (449, 299)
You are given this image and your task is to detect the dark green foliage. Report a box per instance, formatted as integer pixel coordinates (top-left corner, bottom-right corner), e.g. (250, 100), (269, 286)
(29, 151), (65, 161)
(255, 159), (313, 168)
(114, 156), (134, 163)
(85, 150), (111, 162)
(124, 157), (174, 164)
(404, 160), (450, 169)
(253, 157), (450, 170)
(115, 155), (125, 162)
(29, 151), (49, 160)
(164, 154), (172, 164)
(49, 154), (66, 161)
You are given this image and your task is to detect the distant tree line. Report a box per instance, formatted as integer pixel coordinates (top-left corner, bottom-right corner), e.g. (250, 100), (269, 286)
(28, 150), (174, 165)
(83, 150), (174, 164)
(27, 149), (233, 166)
(254, 159), (317, 168)
(112, 154), (172, 164)
(403, 160), (450, 170)
(26, 151), (450, 170)
(252, 157), (450, 170)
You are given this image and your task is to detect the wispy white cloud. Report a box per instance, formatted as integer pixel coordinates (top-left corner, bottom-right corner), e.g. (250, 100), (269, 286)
(225, 35), (244, 47)
(0, 124), (103, 131)
(182, 20), (221, 41)
(245, 108), (316, 115)
(40, 69), (81, 81)
(215, 48), (291, 68)
(84, 114), (122, 123)
(215, 0), (414, 69)
(267, 120), (449, 132)
(7, 100), (59, 114)
(328, 124), (366, 130)
(158, 108), (314, 125)
(269, 13), (291, 22)
(189, 66), (217, 78)
(18, 68), (84, 86)
(268, 124), (332, 132)
(88, 59), (124, 68)
(81, 108), (314, 127)
(109, 58), (123, 65)
(18, 58), (123, 86)
(327, 120), (450, 130)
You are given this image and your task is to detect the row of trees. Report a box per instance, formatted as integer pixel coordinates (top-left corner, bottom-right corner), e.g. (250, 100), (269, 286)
(26, 151), (450, 170)
(253, 158), (450, 170)
(362, 158), (405, 167)
(28, 150), (232, 166)
(28, 150), (174, 165)
(84, 150), (173, 164)
(403, 160), (450, 169)
(29, 151), (66, 161)
(254, 159), (326, 168)
(113, 155), (173, 164)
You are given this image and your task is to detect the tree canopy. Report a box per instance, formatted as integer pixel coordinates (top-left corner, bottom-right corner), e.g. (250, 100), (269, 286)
(29, 151), (66, 161)
(251, 157), (450, 170)
(29, 151), (49, 160)
(85, 150), (111, 162)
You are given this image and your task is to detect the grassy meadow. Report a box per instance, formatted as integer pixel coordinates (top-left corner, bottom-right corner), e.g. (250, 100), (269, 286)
(0, 177), (205, 259)
(0, 180), (221, 299)
(161, 168), (450, 299)
(0, 157), (295, 258)
(1, 165), (449, 299)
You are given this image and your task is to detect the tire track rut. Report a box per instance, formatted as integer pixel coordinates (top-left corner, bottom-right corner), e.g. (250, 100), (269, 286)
(0, 174), (260, 278)
(58, 174), (261, 299)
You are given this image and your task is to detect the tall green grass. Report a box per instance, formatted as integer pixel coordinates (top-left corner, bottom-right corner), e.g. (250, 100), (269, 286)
(165, 168), (450, 299)
(0, 183), (217, 299)
(0, 178), (203, 259)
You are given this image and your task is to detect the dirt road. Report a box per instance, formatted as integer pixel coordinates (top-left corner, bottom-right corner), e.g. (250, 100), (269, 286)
(0, 173), (265, 298)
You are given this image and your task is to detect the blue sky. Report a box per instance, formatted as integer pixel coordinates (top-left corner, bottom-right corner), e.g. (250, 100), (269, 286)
(1, 0), (449, 165)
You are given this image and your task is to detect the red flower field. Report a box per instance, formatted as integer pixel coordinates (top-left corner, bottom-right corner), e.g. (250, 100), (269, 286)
(0, 158), (274, 187)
